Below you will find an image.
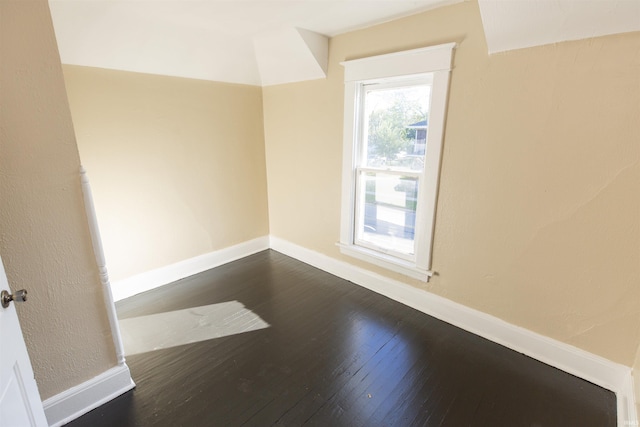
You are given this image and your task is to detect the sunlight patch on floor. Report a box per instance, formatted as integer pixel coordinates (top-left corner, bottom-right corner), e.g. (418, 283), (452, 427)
(119, 301), (270, 355)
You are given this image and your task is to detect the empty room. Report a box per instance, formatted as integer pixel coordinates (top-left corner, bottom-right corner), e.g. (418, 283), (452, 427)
(1, 0), (639, 426)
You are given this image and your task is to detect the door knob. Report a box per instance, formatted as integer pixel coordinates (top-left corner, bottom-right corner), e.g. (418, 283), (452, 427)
(1, 289), (27, 308)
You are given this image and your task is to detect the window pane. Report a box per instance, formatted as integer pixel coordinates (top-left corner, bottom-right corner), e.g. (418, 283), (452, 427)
(363, 84), (430, 171)
(356, 171), (418, 256)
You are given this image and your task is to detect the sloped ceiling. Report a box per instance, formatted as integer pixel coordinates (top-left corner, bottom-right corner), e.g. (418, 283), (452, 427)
(48, 0), (462, 86)
(478, 0), (640, 54)
(48, 0), (640, 86)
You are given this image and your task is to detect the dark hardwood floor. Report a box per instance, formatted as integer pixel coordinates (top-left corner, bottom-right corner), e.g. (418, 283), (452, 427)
(67, 250), (616, 426)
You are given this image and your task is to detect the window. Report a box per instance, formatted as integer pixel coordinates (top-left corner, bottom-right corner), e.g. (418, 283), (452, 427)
(339, 43), (455, 281)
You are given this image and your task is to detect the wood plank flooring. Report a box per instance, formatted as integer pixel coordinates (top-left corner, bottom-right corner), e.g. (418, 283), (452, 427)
(67, 250), (616, 426)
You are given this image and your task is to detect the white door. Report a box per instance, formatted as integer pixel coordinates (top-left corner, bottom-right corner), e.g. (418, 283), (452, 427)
(0, 256), (48, 427)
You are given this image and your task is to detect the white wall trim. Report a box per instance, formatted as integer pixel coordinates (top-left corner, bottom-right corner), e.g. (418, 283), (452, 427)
(339, 43), (455, 278)
(80, 166), (127, 365)
(43, 364), (135, 427)
(111, 236), (270, 301)
(270, 236), (636, 427)
(73, 235), (635, 426)
(620, 374), (638, 427)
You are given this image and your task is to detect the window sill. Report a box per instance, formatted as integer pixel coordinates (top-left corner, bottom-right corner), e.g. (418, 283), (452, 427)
(337, 243), (432, 282)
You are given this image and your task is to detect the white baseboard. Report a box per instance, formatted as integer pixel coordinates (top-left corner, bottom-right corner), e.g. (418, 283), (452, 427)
(41, 237), (268, 425)
(111, 236), (270, 301)
(80, 235), (635, 426)
(43, 363), (135, 427)
(270, 236), (637, 427)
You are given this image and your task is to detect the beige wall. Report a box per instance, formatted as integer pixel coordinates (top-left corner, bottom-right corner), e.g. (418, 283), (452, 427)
(0, 0), (116, 399)
(62, 66), (269, 282)
(263, 1), (640, 366)
(4, 0), (636, 410)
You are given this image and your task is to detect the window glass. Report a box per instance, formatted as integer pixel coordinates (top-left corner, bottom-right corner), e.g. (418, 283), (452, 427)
(356, 171), (418, 257)
(354, 81), (431, 258)
(363, 83), (431, 171)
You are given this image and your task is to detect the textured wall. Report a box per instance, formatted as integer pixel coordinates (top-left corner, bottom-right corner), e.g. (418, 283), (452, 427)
(0, 0), (116, 399)
(263, 1), (640, 366)
(62, 66), (269, 282)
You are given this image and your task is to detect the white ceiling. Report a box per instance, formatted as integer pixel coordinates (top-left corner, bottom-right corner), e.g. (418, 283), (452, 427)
(478, 0), (640, 54)
(48, 0), (462, 86)
(48, 0), (640, 87)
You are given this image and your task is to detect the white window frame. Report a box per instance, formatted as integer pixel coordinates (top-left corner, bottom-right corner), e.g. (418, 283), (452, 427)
(338, 43), (456, 282)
